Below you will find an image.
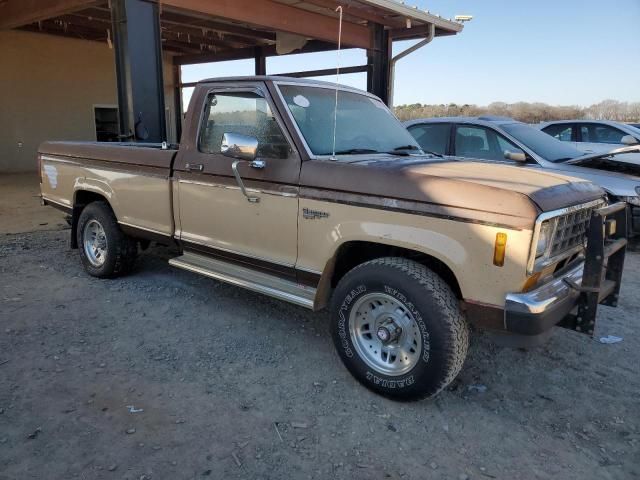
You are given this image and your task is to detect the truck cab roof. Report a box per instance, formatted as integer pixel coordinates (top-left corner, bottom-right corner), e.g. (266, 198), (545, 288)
(196, 75), (364, 93)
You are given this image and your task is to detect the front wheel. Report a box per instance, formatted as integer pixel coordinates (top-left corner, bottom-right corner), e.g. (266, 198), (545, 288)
(77, 201), (138, 278)
(330, 257), (469, 400)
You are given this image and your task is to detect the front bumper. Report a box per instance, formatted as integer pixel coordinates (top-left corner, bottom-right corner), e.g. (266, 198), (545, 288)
(504, 202), (628, 337)
(505, 263), (583, 336)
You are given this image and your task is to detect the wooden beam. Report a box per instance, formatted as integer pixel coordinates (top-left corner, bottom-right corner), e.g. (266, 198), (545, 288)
(173, 39), (338, 66)
(20, 23), (106, 42)
(277, 64), (367, 78)
(161, 19), (259, 48)
(0, 0), (98, 30)
(161, 0), (371, 49)
(85, 5), (278, 42)
(160, 9), (277, 42)
(66, 8), (259, 48)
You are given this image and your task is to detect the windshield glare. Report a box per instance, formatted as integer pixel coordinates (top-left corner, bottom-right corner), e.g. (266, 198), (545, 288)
(501, 123), (583, 162)
(278, 84), (420, 156)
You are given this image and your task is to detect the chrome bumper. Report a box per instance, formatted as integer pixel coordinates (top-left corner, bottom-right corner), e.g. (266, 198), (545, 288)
(504, 201), (628, 337)
(504, 263), (583, 336)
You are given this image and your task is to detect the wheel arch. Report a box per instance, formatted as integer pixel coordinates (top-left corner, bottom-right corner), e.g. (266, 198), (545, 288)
(314, 240), (463, 311)
(70, 189), (114, 249)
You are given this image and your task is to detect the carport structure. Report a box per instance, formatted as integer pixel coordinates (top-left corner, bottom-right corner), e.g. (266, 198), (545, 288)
(0, 0), (462, 145)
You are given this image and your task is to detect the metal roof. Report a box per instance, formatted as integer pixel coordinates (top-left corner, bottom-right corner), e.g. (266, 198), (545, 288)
(358, 0), (463, 32)
(1, 0), (464, 57)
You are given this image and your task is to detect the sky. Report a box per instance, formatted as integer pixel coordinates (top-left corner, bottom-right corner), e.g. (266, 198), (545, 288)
(181, 0), (640, 108)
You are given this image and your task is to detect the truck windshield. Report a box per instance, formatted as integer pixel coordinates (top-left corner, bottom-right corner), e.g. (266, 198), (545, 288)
(277, 84), (420, 157)
(501, 123), (583, 163)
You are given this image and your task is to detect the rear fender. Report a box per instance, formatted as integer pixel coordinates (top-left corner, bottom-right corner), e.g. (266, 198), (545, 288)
(70, 179), (117, 248)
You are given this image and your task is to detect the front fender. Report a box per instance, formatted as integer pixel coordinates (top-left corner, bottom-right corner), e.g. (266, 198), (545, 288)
(298, 199), (533, 309)
(329, 220), (468, 280)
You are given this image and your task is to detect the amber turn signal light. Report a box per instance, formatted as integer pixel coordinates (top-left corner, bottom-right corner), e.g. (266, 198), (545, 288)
(522, 272), (542, 292)
(493, 232), (507, 267)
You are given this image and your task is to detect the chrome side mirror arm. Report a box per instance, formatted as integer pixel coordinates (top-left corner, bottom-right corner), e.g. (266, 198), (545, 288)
(231, 159), (266, 203)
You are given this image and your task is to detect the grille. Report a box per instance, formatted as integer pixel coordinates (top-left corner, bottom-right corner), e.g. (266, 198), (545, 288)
(632, 206), (640, 234)
(549, 204), (601, 257)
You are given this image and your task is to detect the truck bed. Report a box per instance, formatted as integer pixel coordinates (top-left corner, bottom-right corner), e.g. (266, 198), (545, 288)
(39, 141), (178, 239)
(40, 141), (178, 170)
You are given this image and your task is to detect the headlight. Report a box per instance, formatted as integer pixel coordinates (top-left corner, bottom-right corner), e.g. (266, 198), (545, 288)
(536, 220), (553, 258)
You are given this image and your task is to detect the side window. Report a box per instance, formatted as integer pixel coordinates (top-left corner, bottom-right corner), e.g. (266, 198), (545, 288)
(495, 134), (520, 155)
(542, 124), (573, 142)
(407, 123), (451, 155)
(199, 92), (290, 159)
(580, 124), (626, 144)
(454, 125), (522, 161)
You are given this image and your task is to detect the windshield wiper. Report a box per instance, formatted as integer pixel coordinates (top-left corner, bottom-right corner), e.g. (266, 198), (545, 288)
(384, 145), (430, 157)
(420, 149), (443, 158)
(392, 144), (444, 157)
(392, 145), (421, 151)
(329, 148), (381, 155)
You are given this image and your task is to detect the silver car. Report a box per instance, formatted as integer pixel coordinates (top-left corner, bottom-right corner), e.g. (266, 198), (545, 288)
(537, 119), (640, 164)
(404, 116), (640, 234)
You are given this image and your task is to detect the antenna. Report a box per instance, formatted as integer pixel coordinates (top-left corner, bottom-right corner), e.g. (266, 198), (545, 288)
(331, 6), (343, 160)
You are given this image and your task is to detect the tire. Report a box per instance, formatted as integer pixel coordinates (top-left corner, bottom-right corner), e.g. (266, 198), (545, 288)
(330, 257), (469, 400)
(76, 201), (138, 278)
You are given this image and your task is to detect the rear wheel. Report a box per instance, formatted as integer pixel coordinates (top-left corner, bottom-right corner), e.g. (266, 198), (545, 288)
(330, 257), (469, 400)
(77, 201), (137, 278)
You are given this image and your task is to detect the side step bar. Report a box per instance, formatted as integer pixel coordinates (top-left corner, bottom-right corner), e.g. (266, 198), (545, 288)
(169, 251), (316, 309)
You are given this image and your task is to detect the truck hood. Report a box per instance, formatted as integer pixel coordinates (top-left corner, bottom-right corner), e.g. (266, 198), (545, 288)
(401, 158), (596, 204)
(300, 156), (604, 230)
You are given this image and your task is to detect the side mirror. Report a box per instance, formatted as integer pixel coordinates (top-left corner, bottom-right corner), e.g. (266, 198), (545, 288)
(221, 132), (258, 161)
(621, 134), (639, 146)
(504, 150), (527, 162)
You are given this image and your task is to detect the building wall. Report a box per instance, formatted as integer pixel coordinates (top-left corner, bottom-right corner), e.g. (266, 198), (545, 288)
(0, 30), (176, 173)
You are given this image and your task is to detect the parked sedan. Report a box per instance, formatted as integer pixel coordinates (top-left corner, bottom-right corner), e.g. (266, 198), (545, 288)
(537, 120), (640, 163)
(404, 116), (640, 234)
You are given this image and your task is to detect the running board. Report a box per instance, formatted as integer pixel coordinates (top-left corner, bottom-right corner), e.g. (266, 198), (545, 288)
(169, 251), (316, 309)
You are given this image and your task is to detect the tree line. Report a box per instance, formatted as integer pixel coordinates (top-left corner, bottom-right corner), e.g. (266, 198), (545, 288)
(394, 99), (640, 124)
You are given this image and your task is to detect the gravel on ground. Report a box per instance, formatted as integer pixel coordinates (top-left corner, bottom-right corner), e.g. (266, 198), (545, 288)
(0, 230), (638, 480)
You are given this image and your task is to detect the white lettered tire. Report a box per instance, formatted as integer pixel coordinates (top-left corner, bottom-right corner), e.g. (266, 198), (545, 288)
(330, 257), (469, 400)
(77, 201), (138, 278)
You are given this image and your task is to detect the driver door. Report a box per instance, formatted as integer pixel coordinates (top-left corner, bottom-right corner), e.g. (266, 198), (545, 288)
(174, 84), (301, 273)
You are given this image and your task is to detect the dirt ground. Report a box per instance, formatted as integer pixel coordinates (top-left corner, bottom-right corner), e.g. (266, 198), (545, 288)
(0, 175), (68, 235)
(1, 229), (638, 480)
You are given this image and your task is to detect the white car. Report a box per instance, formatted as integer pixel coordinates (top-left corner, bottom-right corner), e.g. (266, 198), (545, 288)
(537, 120), (640, 164)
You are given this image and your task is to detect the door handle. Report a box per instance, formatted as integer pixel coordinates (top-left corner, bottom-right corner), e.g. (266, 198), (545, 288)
(185, 163), (204, 172)
(249, 159), (266, 169)
(232, 160), (264, 203)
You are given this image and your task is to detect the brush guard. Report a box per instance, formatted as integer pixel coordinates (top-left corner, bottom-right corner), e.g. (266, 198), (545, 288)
(559, 202), (628, 336)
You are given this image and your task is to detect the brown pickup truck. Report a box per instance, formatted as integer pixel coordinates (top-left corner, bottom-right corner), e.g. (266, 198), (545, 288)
(39, 77), (628, 400)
